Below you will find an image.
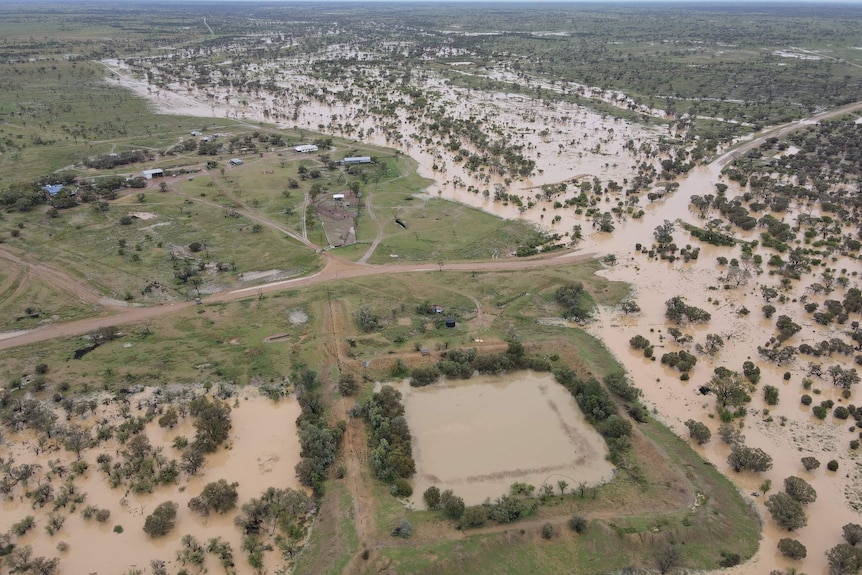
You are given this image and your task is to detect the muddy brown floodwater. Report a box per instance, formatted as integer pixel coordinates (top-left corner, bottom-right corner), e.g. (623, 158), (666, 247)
(392, 372), (614, 508)
(0, 388), (302, 575)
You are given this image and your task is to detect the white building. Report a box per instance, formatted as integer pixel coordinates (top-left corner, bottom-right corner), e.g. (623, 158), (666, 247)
(295, 144), (319, 153)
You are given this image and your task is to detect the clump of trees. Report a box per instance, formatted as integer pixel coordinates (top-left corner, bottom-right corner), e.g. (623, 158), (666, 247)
(295, 389), (342, 495)
(665, 296), (711, 324)
(234, 487), (314, 568)
(363, 386), (415, 491)
(554, 367), (634, 464)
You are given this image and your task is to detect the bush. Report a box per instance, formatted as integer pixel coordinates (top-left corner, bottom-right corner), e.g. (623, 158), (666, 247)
(423, 486), (441, 510)
(764, 385), (779, 406)
(568, 514), (587, 533)
(143, 501), (178, 538)
(834, 406), (850, 419)
(391, 478), (413, 498)
(827, 459), (839, 471)
(801, 394), (812, 406)
(441, 490), (465, 519)
(813, 405), (828, 419)
(541, 522), (554, 539)
(391, 519), (412, 539)
(801, 456), (820, 471)
(409, 366), (440, 387)
(460, 506), (488, 528)
(778, 538), (807, 560)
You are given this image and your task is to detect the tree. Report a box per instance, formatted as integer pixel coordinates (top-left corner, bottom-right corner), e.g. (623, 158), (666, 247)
(189, 397), (231, 453)
(708, 367), (748, 408)
(143, 501), (178, 537)
(775, 315), (802, 342)
(828, 366), (860, 392)
(620, 300), (641, 315)
(704, 333), (724, 355)
(685, 419), (711, 445)
(764, 493), (806, 531)
(188, 479), (239, 516)
(718, 423), (744, 446)
(653, 219), (675, 246)
(777, 538), (807, 560)
(764, 385), (780, 406)
(761, 286), (779, 302)
(827, 543), (862, 575)
(728, 445), (773, 473)
(61, 425), (91, 461)
(762, 304), (777, 319)
(842, 523), (862, 546)
(784, 476), (817, 504)
(557, 480), (569, 496)
(655, 544), (681, 574)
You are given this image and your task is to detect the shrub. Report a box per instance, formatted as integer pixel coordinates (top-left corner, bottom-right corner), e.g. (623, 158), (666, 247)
(827, 460), (839, 471)
(801, 394), (812, 406)
(541, 522), (554, 539)
(777, 538), (807, 560)
(801, 456), (820, 471)
(813, 405), (828, 419)
(834, 406), (850, 419)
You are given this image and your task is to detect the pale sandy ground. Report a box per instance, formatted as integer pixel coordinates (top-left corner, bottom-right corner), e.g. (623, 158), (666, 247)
(95, 61), (861, 574)
(0, 388), (303, 575)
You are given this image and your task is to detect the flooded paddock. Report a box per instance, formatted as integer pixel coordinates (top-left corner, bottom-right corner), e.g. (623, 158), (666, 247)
(0, 388), (303, 575)
(393, 371), (614, 507)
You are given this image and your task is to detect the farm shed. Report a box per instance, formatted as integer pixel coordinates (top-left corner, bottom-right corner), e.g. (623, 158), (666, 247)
(229, 158), (243, 166)
(333, 193), (345, 200)
(295, 144), (319, 153)
(341, 156), (372, 165)
(141, 169), (164, 180)
(43, 184), (64, 196)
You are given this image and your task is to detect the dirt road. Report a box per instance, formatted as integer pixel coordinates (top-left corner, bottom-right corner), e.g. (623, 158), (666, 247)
(0, 250), (595, 351)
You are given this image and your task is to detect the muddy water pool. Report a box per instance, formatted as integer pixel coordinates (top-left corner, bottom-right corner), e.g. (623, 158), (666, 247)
(392, 371), (614, 508)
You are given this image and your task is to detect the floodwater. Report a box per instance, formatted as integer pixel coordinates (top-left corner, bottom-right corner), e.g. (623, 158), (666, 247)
(0, 388), (302, 575)
(392, 372), (614, 507)
(102, 60), (862, 574)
